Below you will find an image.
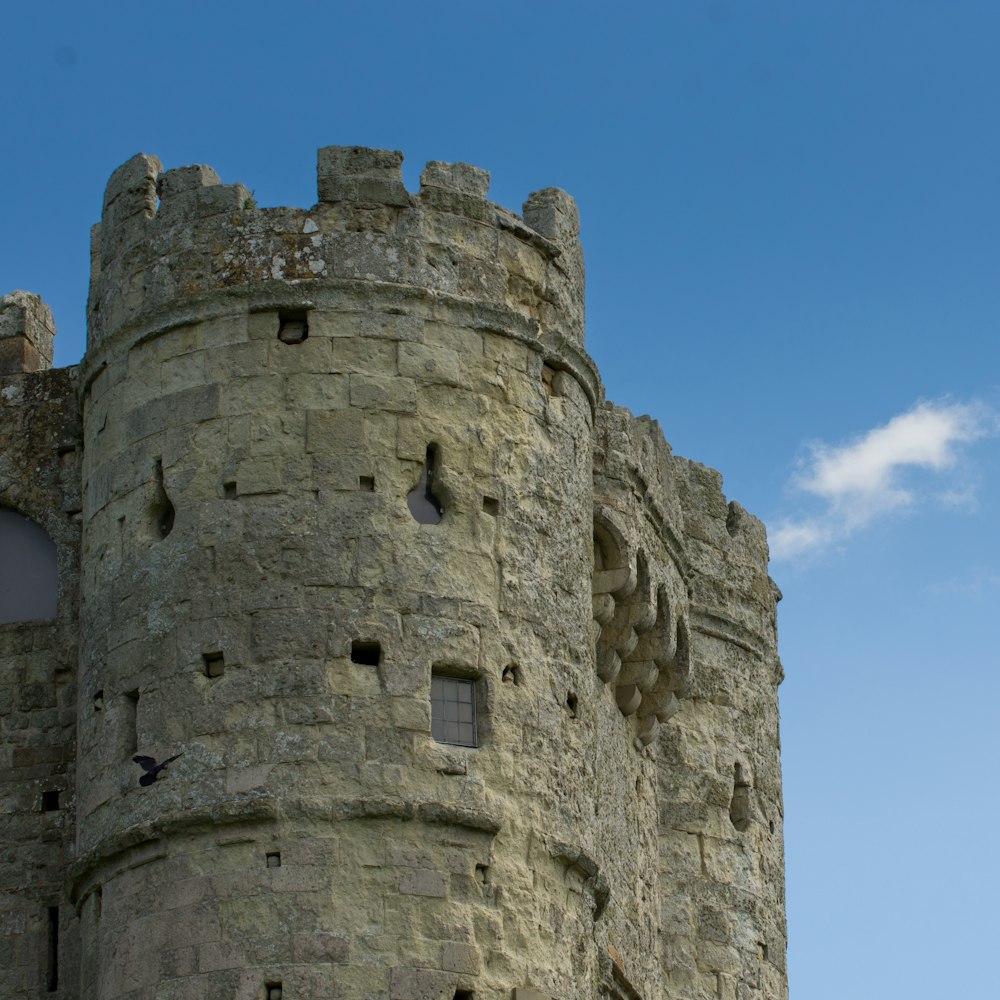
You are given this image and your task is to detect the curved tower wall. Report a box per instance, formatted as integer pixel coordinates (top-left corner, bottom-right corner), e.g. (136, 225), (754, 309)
(0, 145), (787, 1000)
(71, 148), (678, 999)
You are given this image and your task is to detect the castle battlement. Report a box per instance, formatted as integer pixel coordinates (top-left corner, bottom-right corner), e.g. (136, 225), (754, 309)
(88, 147), (586, 357)
(1, 145), (786, 1000)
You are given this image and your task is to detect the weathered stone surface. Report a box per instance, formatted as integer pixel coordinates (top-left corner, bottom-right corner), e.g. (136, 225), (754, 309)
(0, 290), (56, 373)
(0, 145), (786, 1000)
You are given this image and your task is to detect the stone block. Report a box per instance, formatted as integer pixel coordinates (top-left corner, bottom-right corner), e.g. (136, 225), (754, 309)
(389, 966), (455, 1000)
(306, 409), (365, 454)
(349, 374), (417, 413)
(318, 146), (410, 206)
(523, 187), (579, 241)
(292, 931), (349, 963)
(441, 941), (481, 974)
(398, 869), (447, 898)
(390, 697), (431, 733)
(0, 291), (55, 372)
(398, 343), (462, 386)
(420, 161), (491, 198)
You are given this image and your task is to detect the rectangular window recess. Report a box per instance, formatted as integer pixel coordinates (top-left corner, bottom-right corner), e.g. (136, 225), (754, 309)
(202, 652), (225, 678)
(266, 851), (281, 868)
(277, 310), (308, 344)
(93, 689), (104, 711)
(42, 790), (60, 812)
(359, 475), (375, 491)
(265, 982), (283, 1000)
(431, 675), (478, 747)
(224, 481), (237, 500)
(482, 496), (499, 516)
(351, 640), (381, 666)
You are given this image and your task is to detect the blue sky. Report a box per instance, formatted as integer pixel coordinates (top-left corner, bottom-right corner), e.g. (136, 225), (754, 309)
(3, 2), (999, 995)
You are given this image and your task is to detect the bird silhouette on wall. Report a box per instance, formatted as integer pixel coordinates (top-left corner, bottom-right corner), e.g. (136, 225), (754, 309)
(132, 753), (183, 786)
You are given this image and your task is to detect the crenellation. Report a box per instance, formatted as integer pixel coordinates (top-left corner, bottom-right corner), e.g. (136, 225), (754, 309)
(0, 290), (56, 373)
(420, 160), (491, 199)
(1, 145), (785, 1000)
(101, 153), (161, 219)
(317, 145), (410, 206)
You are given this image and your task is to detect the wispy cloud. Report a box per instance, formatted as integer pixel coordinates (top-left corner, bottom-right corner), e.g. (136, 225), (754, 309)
(926, 567), (1000, 596)
(771, 399), (996, 561)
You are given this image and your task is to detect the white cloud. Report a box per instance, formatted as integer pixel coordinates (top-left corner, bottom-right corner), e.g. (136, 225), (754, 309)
(926, 567), (1000, 596)
(770, 399), (995, 562)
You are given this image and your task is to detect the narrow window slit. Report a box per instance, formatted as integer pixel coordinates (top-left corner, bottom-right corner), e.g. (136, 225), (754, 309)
(566, 691), (578, 718)
(42, 790), (60, 812)
(93, 689), (104, 712)
(202, 651), (225, 678)
(277, 310), (308, 344)
(729, 762), (752, 831)
(125, 690), (139, 755)
(46, 906), (58, 992)
(223, 481), (237, 500)
(351, 640), (381, 666)
(407, 444), (444, 524)
(475, 863), (489, 883)
(152, 458), (175, 539)
(542, 362), (561, 397)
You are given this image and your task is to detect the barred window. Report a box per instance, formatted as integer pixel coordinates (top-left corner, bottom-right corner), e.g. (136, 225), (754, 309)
(431, 675), (477, 747)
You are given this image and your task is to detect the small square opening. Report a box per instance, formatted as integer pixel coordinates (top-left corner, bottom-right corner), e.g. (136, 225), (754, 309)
(266, 851), (281, 868)
(277, 310), (308, 344)
(482, 496), (499, 516)
(265, 982), (282, 1000)
(351, 640), (381, 666)
(359, 475), (375, 491)
(42, 790), (60, 812)
(224, 481), (237, 500)
(202, 652), (225, 678)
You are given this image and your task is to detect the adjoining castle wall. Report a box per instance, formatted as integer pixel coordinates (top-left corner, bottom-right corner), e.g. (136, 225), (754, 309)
(0, 293), (82, 998)
(0, 146), (786, 1000)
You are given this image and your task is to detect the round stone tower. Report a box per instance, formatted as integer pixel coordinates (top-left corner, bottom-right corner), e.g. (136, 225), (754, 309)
(65, 146), (787, 1000)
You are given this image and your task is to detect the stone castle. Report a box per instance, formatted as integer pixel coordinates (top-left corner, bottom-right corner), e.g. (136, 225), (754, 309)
(0, 146), (786, 1000)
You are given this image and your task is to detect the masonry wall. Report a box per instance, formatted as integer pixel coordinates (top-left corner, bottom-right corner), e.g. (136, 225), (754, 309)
(0, 293), (82, 999)
(0, 146), (787, 1000)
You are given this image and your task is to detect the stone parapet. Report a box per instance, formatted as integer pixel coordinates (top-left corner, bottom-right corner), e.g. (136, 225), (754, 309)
(87, 147), (586, 355)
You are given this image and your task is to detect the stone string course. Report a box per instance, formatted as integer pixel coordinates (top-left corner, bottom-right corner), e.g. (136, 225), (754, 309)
(0, 146), (786, 1000)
